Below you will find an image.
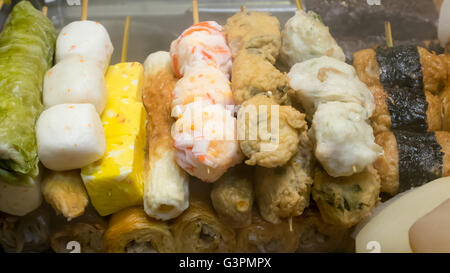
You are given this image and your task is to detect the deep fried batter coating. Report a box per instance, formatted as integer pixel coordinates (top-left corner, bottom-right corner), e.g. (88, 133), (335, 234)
(231, 51), (289, 105)
(440, 54), (450, 131)
(210, 165), (254, 229)
(312, 165), (380, 228)
(224, 11), (281, 64)
(255, 132), (313, 224)
(237, 93), (307, 168)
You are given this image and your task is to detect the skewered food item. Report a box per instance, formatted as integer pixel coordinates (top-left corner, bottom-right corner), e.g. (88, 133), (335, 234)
(104, 206), (174, 253)
(0, 172), (42, 216)
(288, 56), (375, 118)
(312, 102), (382, 177)
(353, 46), (446, 134)
(170, 20), (242, 183)
(50, 206), (107, 253)
(170, 21), (232, 78)
(210, 165), (254, 229)
(235, 210), (302, 253)
(255, 132), (313, 224)
(237, 93), (307, 168)
(43, 55), (107, 114)
(81, 62), (146, 216)
(288, 56), (381, 177)
(0, 205), (51, 253)
(171, 199), (236, 253)
(355, 177), (450, 253)
(172, 102), (243, 182)
(409, 198), (450, 253)
(56, 20), (113, 72)
(231, 51), (289, 105)
(36, 103), (106, 171)
(296, 208), (354, 253)
(0, 1), (56, 182)
(171, 63), (233, 111)
(41, 170), (88, 220)
(224, 11), (281, 64)
(438, 0), (450, 49)
(374, 130), (450, 195)
(142, 51), (189, 220)
(280, 10), (345, 69)
(312, 165), (380, 228)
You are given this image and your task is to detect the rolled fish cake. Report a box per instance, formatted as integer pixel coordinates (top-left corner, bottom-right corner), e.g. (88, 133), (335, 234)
(224, 11), (281, 64)
(36, 104), (106, 171)
(171, 199), (236, 253)
(170, 21), (232, 78)
(104, 206), (174, 253)
(56, 20), (113, 72)
(374, 130), (450, 195)
(43, 55), (107, 114)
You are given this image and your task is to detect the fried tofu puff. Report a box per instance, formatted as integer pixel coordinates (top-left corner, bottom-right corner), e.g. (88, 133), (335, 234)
(231, 51), (289, 105)
(353, 47), (447, 95)
(210, 165), (254, 229)
(170, 21), (232, 78)
(237, 93), (307, 168)
(439, 54), (450, 131)
(224, 11), (281, 64)
(280, 10), (345, 68)
(255, 132), (314, 224)
(312, 165), (380, 228)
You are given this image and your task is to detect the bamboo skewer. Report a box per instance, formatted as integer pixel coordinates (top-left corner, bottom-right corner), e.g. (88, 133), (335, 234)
(295, 0), (303, 11)
(240, 5), (246, 12)
(192, 0), (199, 25)
(81, 0), (88, 21)
(121, 16), (130, 63)
(385, 21), (393, 47)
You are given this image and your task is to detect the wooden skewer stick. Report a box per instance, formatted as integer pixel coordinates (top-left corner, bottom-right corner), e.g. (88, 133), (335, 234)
(295, 0), (303, 11)
(81, 0), (88, 21)
(385, 21), (393, 47)
(288, 216), (293, 232)
(192, 0), (199, 25)
(42, 6), (48, 16)
(353, 165), (357, 173)
(240, 5), (246, 12)
(121, 16), (130, 63)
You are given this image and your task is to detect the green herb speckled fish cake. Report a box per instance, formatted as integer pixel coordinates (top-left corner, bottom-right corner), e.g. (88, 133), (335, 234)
(0, 1), (56, 182)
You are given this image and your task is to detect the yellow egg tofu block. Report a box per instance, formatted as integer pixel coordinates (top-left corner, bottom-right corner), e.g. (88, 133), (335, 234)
(101, 98), (147, 138)
(81, 62), (146, 216)
(105, 62), (144, 102)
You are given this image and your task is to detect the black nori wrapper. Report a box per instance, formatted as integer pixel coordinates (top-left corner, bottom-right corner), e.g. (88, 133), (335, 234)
(376, 45), (428, 132)
(394, 130), (443, 193)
